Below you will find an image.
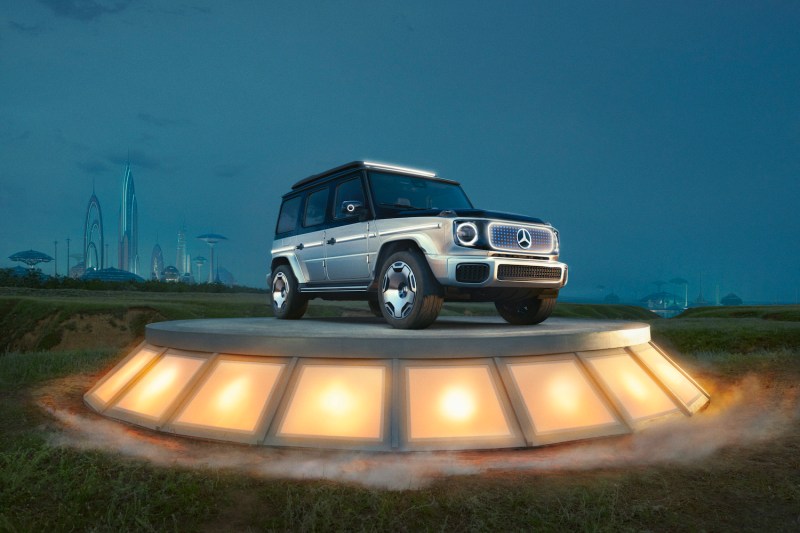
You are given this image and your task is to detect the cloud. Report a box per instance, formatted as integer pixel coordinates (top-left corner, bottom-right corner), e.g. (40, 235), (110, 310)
(213, 164), (246, 179)
(107, 150), (161, 171)
(37, 0), (133, 21)
(77, 160), (109, 176)
(8, 21), (46, 35)
(136, 112), (189, 128)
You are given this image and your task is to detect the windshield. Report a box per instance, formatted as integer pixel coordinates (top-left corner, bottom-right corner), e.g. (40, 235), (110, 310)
(368, 171), (473, 213)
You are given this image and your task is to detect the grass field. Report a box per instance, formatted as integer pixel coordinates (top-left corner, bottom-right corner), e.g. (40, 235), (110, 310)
(1, 291), (798, 531)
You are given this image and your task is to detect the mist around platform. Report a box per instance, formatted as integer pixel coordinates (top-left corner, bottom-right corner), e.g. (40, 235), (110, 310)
(41, 372), (797, 490)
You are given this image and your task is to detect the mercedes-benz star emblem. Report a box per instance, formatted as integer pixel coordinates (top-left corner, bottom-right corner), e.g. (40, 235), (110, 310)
(517, 228), (532, 249)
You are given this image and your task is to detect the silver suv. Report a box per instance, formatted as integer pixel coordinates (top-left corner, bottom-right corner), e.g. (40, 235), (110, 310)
(269, 161), (568, 329)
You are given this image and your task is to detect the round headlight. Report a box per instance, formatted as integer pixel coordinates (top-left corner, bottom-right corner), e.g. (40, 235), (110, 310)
(455, 222), (478, 246)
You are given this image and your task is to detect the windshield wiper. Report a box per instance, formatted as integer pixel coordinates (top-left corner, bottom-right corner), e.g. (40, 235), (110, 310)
(378, 203), (427, 210)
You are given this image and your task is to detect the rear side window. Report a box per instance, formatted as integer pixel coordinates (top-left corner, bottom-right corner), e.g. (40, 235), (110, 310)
(303, 187), (329, 227)
(276, 196), (301, 234)
(334, 177), (366, 219)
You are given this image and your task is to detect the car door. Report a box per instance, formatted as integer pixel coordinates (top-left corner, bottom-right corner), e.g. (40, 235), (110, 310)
(295, 186), (329, 282)
(325, 173), (371, 281)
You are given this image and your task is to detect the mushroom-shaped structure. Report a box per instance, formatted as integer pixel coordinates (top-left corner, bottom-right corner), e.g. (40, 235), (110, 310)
(9, 249), (54, 269)
(196, 234), (227, 283)
(193, 256), (207, 283)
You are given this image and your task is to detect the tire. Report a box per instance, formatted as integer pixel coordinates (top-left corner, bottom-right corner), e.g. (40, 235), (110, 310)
(367, 297), (384, 318)
(378, 250), (443, 329)
(270, 265), (308, 319)
(495, 297), (556, 325)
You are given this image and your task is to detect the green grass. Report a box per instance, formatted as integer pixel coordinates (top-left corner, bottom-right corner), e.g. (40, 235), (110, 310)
(1, 294), (799, 530)
(677, 304), (800, 321)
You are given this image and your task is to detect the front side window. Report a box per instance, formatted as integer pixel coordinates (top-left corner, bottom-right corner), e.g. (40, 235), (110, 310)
(303, 187), (329, 227)
(368, 171), (473, 213)
(276, 196), (302, 234)
(334, 176), (366, 219)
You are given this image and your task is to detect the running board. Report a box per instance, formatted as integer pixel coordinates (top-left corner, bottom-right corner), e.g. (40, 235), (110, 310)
(299, 285), (370, 293)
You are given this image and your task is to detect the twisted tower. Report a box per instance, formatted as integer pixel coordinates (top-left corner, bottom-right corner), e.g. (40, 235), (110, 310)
(118, 163), (139, 274)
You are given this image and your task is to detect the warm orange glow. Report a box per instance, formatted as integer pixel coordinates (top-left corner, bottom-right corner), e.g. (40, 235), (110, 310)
(320, 383), (354, 416)
(634, 345), (704, 406)
(407, 366), (511, 439)
(509, 360), (617, 433)
(279, 365), (384, 439)
(175, 360), (284, 432)
(586, 353), (678, 420)
(440, 387), (476, 421)
(114, 353), (205, 419)
(92, 346), (159, 404)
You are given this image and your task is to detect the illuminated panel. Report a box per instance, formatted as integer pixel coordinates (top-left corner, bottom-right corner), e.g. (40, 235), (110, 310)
(509, 359), (617, 433)
(279, 365), (384, 440)
(407, 366), (510, 439)
(632, 345), (705, 408)
(585, 353), (678, 421)
(114, 352), (205, 420)
(174, 360), (284, 432)
(92, 346), (160, 404)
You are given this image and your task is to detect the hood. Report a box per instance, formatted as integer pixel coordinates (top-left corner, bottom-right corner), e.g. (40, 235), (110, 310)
(395, 208), (546, 225)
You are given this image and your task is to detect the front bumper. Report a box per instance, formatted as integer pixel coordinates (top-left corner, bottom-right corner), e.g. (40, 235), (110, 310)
(427, 254), (568, 289)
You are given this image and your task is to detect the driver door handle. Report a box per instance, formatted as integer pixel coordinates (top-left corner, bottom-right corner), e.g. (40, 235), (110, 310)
(295, 243), (304, 250)
(326, 238), (336, 245)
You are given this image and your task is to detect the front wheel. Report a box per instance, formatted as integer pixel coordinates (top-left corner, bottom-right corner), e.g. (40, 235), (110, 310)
(271, 265), (308, 319)
(495, 297), (556, 325)
(378, 250), (443, 329)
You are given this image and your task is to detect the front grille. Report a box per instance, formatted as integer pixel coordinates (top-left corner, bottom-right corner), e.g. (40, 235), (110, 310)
(497, 265), (562, 281)
(456, 263), (490, 283)
(490, 224), (554, 253)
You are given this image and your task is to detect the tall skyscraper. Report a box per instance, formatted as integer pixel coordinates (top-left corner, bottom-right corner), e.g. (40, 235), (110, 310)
(118, 163), (139, 274)
(83, 187), (104, 271)
(176, 225), (187, 275)
(151, 244), (164, 281)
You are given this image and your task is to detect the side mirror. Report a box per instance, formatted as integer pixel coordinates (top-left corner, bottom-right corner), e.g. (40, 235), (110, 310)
(340, 200), (365, 216)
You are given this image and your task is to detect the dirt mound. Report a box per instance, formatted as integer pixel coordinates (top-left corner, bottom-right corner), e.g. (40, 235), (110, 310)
(6, 308), (165, 352)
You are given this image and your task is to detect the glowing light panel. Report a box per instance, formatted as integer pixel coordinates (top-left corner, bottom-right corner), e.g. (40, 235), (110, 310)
(509, 360), (617, 433)
(279, 365), (384, 439)
(114, 353), (205, 419)
(585, 353), (678, 421)
(633, 345), (705, 407)
(407, 366), (510, 439)
(92, 346), (160, 404)
(174, 360), (284, 432)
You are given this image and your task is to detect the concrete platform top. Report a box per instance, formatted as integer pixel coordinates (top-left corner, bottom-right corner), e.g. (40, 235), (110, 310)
(146, 317), (651, 359)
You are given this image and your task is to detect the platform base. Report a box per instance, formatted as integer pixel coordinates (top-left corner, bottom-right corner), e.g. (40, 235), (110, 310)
(84, 317), (709, 451)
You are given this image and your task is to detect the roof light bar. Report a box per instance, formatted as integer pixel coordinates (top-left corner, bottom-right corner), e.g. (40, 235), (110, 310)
(363, 161), (437, 178)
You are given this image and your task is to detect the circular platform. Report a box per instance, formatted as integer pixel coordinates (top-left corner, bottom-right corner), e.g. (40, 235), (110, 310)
(146, 317), (652, 358)
(85, 318), (709, 452)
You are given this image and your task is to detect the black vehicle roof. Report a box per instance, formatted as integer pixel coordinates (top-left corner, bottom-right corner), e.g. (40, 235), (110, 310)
(289, 161), (460, 192)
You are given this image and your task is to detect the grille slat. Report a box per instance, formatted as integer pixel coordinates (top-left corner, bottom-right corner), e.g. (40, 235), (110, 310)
(490, 224), (554, 253)
(497, 265), (562, 281)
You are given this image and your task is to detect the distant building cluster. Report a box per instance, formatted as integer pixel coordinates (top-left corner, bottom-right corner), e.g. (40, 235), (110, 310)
(65, 162), (232, 285)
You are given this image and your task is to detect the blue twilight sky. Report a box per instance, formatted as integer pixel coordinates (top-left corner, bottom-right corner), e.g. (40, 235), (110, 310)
(1, 1), (798, 302)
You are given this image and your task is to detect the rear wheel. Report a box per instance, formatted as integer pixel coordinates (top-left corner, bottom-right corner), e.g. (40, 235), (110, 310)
(495, 297), (556, 325)
(271, 265), (308, 319)
(378, 250), (443, 329)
